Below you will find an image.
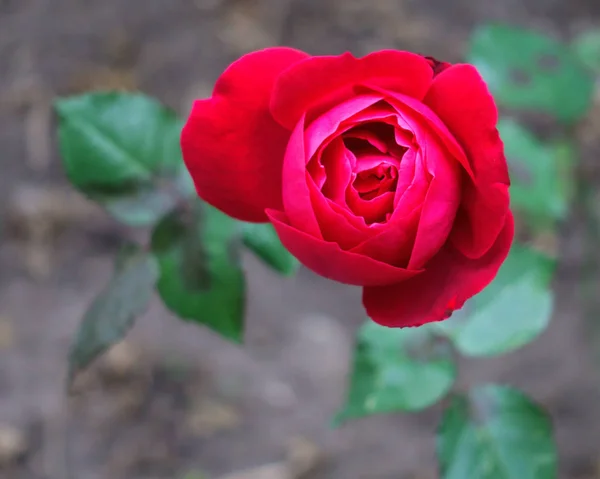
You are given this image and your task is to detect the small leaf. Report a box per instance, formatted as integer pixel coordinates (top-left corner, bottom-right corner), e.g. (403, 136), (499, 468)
(67, 248), (158, 385)
(152, 201), (245, 343)
(572, 29), (600, 73)
(55, 91), (186, 226)
(437, 384), (557, 479)
(499, 119), (575, 230)
(436, 244), (555, 357)
(468, 24), (594, 123)
(335, 321), (456, 425)
(242, 223), (299, 276)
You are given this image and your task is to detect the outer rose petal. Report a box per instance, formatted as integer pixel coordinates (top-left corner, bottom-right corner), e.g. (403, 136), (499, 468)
(282, 115), (323, 238)
(424, 64), (510, 258)
(363, 212), (514, 327)
(270, 50), (433, 129)
(181, 47), (309, 222)
(266, 209), (422, 286)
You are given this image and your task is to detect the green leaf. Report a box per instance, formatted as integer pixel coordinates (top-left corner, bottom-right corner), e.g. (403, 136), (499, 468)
(435, 244), (555, 357)
(572, 29), (600, 73)
(67, 247), (158, 386)
(335, 321), (456, 425)
(499, 119), (575, 230)
(152, 201), (245, 343)
(55, 91), (186, 226)
(437, 384), (557, 479)
(242, 223), (299, 276)
(467, 24), (594, 123)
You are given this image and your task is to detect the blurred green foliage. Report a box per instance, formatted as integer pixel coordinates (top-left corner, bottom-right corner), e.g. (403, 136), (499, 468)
(438, 385), (556, 479)
(498, 119), (575, 231)
(56, 92), (188, 226)
(434, 244), (555, 357)
(468, 24), (594, 123)
(56, 92), (298, 384)
(67, 245), (158, 386)
(572, 29), (600, 74)
(151, 201), (246, 343)
(335, 321), (455, 424)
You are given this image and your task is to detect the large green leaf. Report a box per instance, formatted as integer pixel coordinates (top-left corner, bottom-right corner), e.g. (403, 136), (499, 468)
(67, 246), (158, 386)
(499, 119), (575, 230)
(437, 385), (556, 479)
(242, 223), (299, 276)
(152, 201), (245, 343)
(334, 321), (456, 425)
(468, 24), (594, 123)
(572, 29), (600, 73)
(435, 244), (555, 357)
(56, 91), (188, 226)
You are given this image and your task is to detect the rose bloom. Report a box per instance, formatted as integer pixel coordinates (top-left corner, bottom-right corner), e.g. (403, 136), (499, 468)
(181, 48), (513, 328)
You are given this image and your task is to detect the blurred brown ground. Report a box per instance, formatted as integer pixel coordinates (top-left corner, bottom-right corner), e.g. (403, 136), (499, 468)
(1, 0), (600, 478)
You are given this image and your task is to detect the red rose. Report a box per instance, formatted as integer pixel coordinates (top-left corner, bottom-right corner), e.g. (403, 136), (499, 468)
(181, 48), (513, 328)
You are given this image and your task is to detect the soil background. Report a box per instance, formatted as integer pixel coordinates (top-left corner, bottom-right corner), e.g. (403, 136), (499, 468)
(1, 1), (600, 478)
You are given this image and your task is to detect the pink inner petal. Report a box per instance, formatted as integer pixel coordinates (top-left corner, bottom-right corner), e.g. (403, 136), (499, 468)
(350, 204), (422, 266)
(392, 148), (429, 215)
(299, 92), (462, 270)
(355, 151), (400, 172)
(304, 94), (384, 159)
(326, 196), (373, 231)
(307, 155), (326, 189)
(346, 190), (396, 224)
(321, 138), (355, 204)
(395, 127), (414, 148)
(344, 127), (389, 153)
(393, 148), (417, 207)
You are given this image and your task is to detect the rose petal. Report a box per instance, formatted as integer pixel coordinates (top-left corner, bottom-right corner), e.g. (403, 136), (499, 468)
(282, 114), (322, 237)
(271, 50), (433, 129)
(394, 127), (414, 148)
(316, 100), (424, 215)
(350, 205), (422, 266)
(308, 176), (367, 249)
(407, 168), (460, 269)
(393, 148), (417, 207)
(304, 94), (383, 159)
(391, 148), (428, 216)
(362, 212), (514, 327)
(424, 64), (510, 258)
(360, 84), (473, 179)
(266, 209), (423, 286)
(342, 102), (398, 126)
(346, 147), (425, 267)
(346, 190), (395, 224)
(344, 126), (390, 153)
(318, 195), (371, 234)
(390, 105), (462, 269)
(354, 152), (400, 172)
(181, 47), (309, 222)
(307, 154), (327, 189)
(321, 138), (354, 204)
